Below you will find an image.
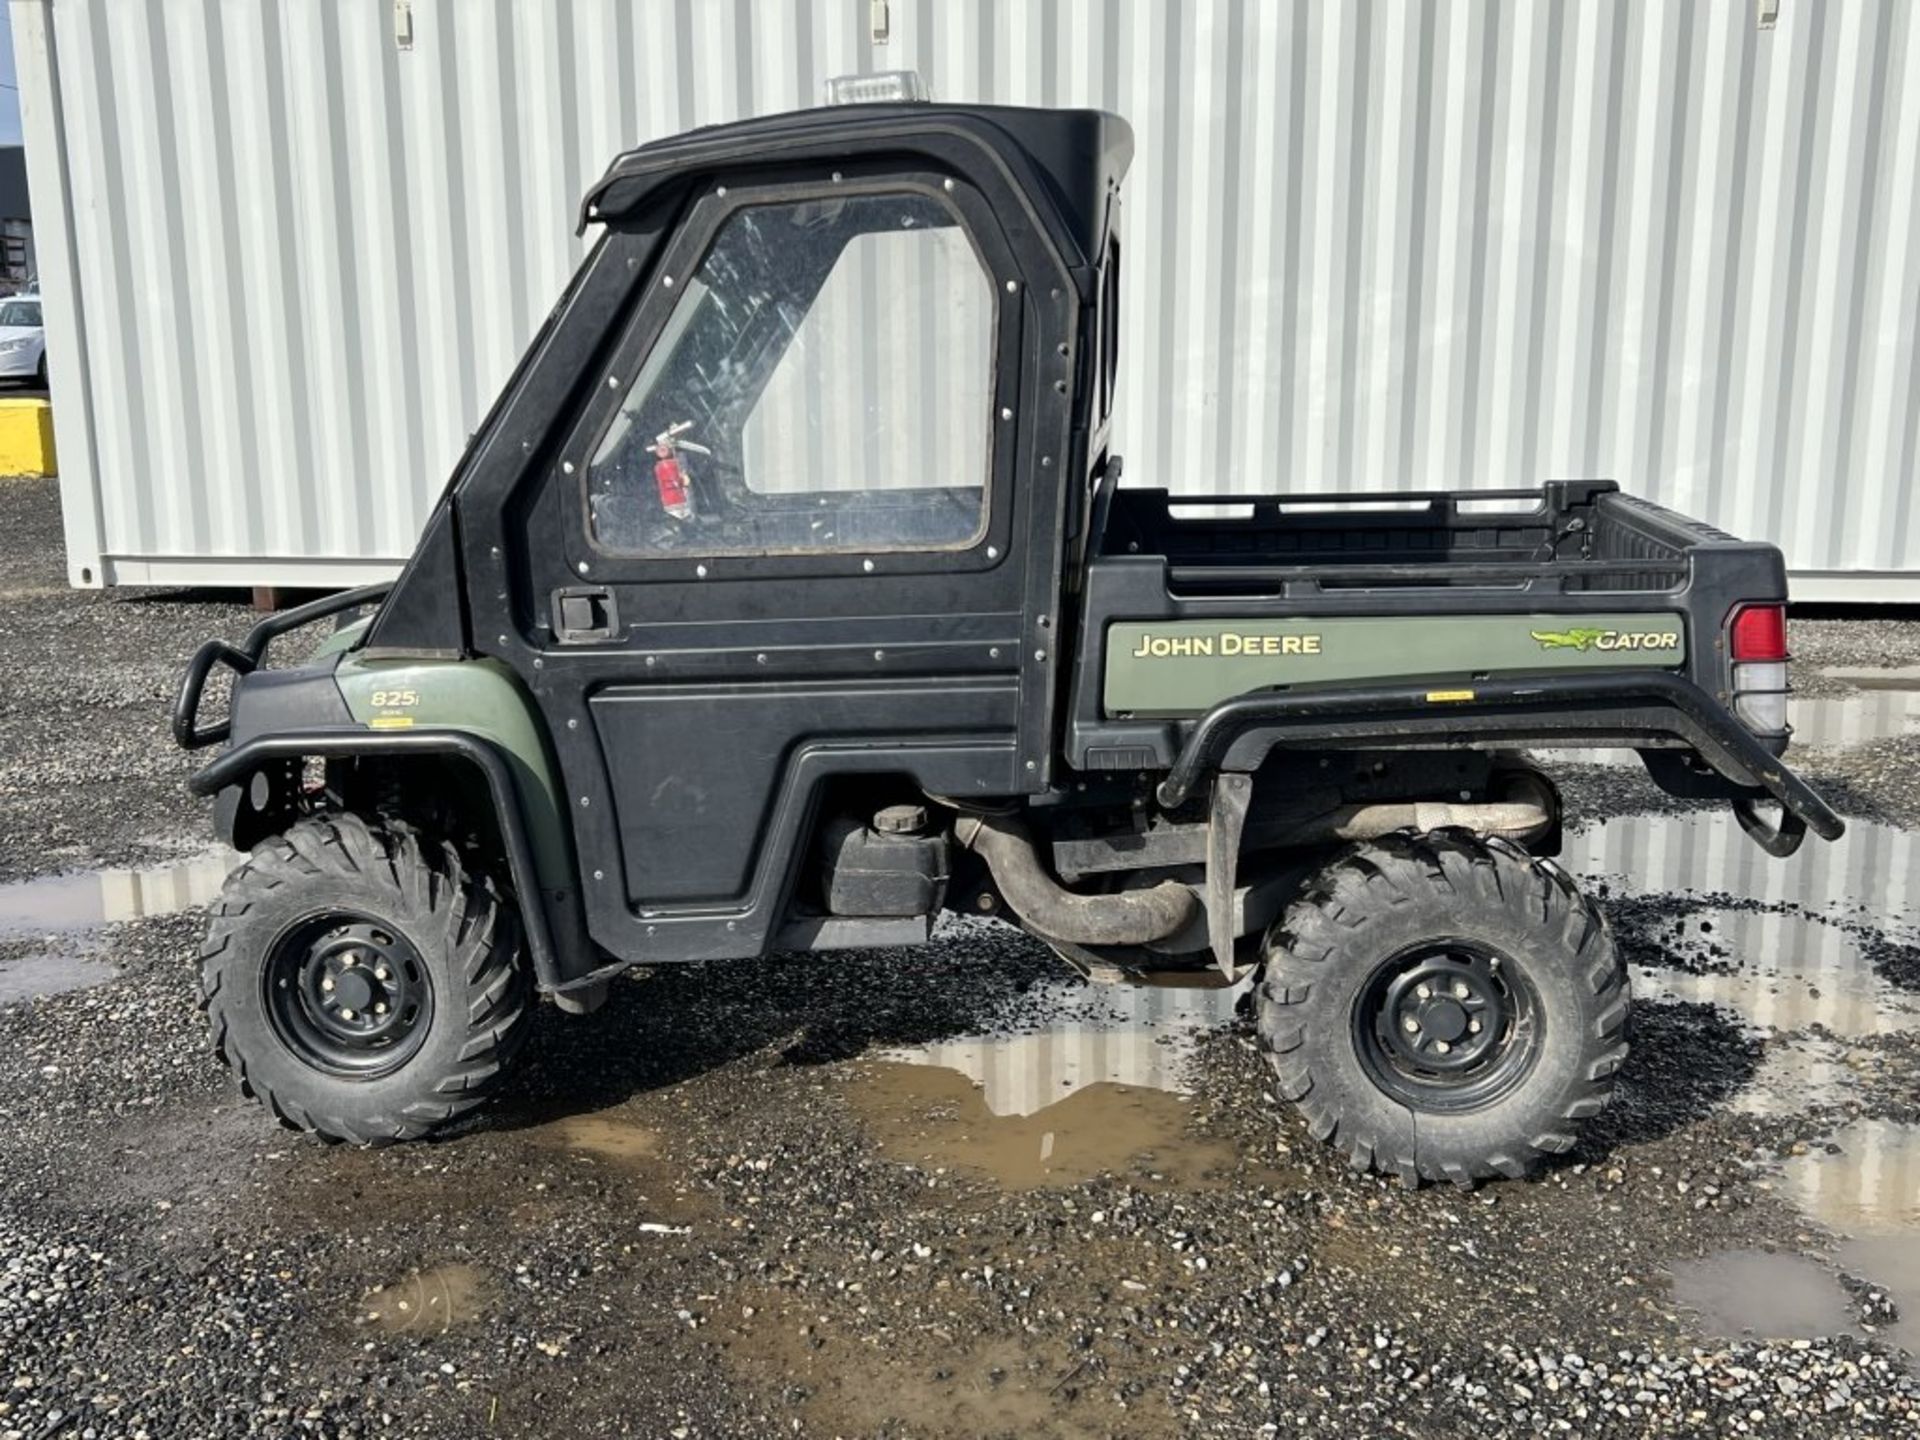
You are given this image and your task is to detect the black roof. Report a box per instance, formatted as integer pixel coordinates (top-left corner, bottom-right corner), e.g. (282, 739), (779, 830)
(580, 102), (1133, 270)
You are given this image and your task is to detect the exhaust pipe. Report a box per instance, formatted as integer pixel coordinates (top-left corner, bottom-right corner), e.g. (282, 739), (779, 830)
(955, 813), (1198, 947)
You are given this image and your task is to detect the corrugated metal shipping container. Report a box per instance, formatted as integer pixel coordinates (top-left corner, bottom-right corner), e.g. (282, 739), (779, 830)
(16, 0), (1920, 599)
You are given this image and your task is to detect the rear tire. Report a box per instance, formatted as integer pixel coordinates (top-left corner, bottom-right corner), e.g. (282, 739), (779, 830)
(199, 812), (530, 1144)
(1256, 829), (1627, 1187)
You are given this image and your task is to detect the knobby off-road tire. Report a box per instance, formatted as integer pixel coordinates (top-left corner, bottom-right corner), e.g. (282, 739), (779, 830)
(200, 812), (530, 1144)
(1256, 829), (1628, 1188)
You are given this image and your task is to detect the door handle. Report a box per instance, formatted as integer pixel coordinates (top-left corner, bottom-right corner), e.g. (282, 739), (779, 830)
(552, 586), (618, 642)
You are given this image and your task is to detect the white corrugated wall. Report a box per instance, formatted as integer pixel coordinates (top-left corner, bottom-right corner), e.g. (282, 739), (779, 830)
(15, 0), (1920, 596)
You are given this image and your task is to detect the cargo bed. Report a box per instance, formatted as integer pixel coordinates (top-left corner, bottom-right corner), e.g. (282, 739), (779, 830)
(1065, 477), (1839, 854)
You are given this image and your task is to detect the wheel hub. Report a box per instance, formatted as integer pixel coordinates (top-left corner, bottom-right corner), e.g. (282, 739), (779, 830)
(331, 966), (375, 1013)
(1354, 941), (1540, 1112)
(1414, 995), (1469, 1044)
(265, 915), (434, 1077)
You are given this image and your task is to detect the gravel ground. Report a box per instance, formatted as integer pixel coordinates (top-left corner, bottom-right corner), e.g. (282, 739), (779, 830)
(1, 475), (1917, 1438)
(1789, 616), (1920, 694)
(0, 479), (252, 881)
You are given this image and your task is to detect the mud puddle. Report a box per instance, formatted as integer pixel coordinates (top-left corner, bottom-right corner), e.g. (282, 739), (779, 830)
(847, 1060), (1242, 1190)
(1676, 1121), (1920, 1367)
(359, 1263), (493, 1333)
(1663, 1010), (1920, 1366)
(879, 975), (1243, 1115)
(1623, 906), (1919, 1040)
(1728, 1035), (1864, 1118)
(534, 1109), (664, 1166)
(0, 948), (116, 1005)
(851, 973), (1251, 1188)
(0, 850), (238, 1004)
(1667, 1250), (1860, 1342)
(1777, 1118), (1920, 1362)
(0, 849), (237, 937)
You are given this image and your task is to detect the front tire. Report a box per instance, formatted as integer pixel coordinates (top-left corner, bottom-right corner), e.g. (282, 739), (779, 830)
(1256, 830), (1628, 1187)
(200, 812), (530, 1144)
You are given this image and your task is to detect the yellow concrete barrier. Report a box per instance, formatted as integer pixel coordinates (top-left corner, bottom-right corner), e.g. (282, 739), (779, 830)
(0, 399), (55, 477)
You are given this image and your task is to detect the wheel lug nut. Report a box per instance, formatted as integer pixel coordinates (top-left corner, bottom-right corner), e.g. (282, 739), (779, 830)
(343, 954), (357, 968)
(1434, 1040), (1451, 1055)
(320, 977), (334, 993)
(374, 1002), (388, 1016)
(340, 1008), (356, 1020)
(374, 966), (390, 982)
(1415, 984), (1432, 1000)
(1402, 1017), (1420, 1034)
(1453, 982), (1470, 1000)
(1468, 1019), (1482, 1035)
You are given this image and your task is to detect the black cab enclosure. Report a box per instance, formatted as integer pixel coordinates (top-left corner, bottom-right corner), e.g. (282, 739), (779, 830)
(369, 101), (1137, 971)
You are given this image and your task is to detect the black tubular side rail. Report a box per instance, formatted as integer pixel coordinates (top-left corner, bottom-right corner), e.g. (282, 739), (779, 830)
(173, 584), (392, 749)
(1153, 672), (1845, 856)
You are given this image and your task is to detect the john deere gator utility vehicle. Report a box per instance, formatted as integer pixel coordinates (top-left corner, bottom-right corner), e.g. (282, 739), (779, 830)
(175, 87), (1842, 1185)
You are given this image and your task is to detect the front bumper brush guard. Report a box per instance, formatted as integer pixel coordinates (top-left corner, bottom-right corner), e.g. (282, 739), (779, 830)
(1153, 672), (1845, 857)
(172, 583), (391, 750)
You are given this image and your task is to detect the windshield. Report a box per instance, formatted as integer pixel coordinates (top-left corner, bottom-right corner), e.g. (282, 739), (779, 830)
(0, 301), (41, 328)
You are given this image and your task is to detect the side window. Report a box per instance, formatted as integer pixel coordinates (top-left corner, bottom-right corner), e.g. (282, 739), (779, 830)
(586, 190), (996, 557)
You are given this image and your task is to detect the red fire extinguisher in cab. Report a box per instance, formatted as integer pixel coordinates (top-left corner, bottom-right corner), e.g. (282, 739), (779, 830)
(650, 420), (709, 522)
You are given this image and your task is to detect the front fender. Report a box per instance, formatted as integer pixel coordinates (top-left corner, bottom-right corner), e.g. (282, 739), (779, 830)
(193, 655), (586, 991)
(330, 655), (573, 895)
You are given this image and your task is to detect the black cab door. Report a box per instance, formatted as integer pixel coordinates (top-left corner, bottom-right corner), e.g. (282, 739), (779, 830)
(502, 158), (1072, 965)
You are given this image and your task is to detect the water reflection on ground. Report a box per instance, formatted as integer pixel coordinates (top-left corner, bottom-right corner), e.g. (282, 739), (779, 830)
(1777, 1119), (1920, 1361)
(1563, 812), (1919, 1052)
(0, 849), (237, 938)
(1667, 1249), (1861, 1343)
(879, 976), (1243, 1116)
(0, 849), (239, 1005)
(1568, 806), (1919, 1365)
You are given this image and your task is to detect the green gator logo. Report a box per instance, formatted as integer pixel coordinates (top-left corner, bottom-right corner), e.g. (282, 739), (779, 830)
(1531, 626), (1679, 653)
(1531, 627), (1608, 651)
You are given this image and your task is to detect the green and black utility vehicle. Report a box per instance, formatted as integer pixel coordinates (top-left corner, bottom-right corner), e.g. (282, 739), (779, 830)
(175, 92), (1842, 1185)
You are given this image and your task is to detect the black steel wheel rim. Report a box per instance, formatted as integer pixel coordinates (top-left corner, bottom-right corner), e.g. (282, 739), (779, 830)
(264, 912), (434, 1078)
(1352, 940), (1541, 1112)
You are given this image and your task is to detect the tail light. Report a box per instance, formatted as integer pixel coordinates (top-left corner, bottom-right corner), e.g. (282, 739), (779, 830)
(1728, 603), (1789, 732)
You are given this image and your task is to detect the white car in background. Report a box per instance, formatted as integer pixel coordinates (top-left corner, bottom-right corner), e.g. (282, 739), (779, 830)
(0, 295), (46, 385)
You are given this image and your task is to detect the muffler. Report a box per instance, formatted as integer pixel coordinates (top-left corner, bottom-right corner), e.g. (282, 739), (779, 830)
(1304, 800), (1551, 844)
